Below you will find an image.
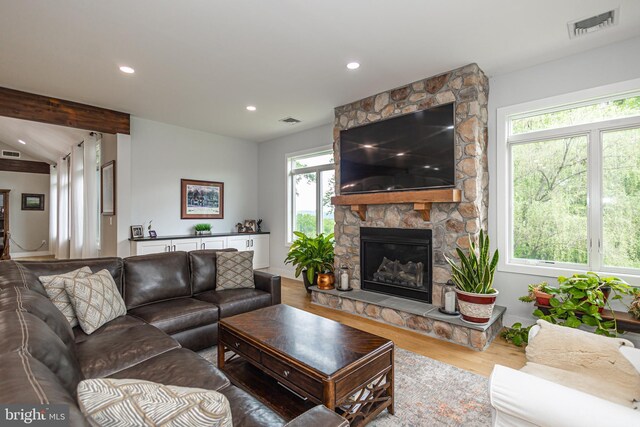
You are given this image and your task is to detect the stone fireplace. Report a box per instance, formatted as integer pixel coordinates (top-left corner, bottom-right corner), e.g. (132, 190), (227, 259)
(360, 227), (432, 302)
(332, 63), (489, 305)
(310, 64), (501, 351)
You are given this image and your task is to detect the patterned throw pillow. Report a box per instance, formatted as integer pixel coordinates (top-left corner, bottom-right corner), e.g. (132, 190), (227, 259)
(216, 251), (255, 290)
(39, 266), (92, 327)
(64, 269), (126, 335)
(77, 378), (233, 427)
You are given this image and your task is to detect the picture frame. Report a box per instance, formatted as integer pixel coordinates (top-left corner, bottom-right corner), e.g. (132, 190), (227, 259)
(148, 230), (157, 238)
(101, 160), (116, 215)
(130, 225), (143, 239)
(181, 179), (224, 219)
(21, 193), (44, 211)
(243, 219), (257, 233)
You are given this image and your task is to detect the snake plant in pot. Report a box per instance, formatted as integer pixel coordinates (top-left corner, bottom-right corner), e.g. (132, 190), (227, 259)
(445, 230), (499, 324)
(284, 232), (335, 293)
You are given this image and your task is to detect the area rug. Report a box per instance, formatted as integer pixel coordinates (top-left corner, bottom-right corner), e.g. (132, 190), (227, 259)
(198, 347), (491, 426)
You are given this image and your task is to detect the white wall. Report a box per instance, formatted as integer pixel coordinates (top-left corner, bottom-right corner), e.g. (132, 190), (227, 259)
(130, 117), (259, 239)
(257, 123), (333, 277)
(0, 170), (50, 257)
(488, 36), (640, 325)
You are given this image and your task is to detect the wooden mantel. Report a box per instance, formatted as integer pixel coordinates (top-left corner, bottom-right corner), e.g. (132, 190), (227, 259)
(331, 188), (461, 221)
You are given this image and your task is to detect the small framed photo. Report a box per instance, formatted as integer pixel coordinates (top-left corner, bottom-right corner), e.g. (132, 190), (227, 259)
(22, 193), (45, 211)
(243, 219), (256, 233)
(148, 230), (157, 238)
(130, 225), (143, 239)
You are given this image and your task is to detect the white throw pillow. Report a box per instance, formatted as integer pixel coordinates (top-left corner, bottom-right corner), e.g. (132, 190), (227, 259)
(39, 266), (92, 327)
(64, 269), (126, 334)
(77, 378), (233, 427)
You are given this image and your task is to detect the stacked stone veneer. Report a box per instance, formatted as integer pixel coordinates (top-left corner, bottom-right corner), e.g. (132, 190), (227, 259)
(333, 64), (489, 306)
(311, 291), (503, 351)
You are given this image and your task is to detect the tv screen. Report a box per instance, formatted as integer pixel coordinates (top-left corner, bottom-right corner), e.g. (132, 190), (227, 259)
(339, 103), (455, 194)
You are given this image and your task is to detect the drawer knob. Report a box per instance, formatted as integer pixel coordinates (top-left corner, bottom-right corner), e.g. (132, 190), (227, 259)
(283, 370), (290, 377)
(234, 342), (240, 348)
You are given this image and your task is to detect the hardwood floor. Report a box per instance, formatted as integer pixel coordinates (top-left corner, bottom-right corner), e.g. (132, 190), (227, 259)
(281, 277), (525, 377)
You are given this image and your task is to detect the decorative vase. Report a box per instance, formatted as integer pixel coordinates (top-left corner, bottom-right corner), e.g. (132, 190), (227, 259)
(317, 273), (335, 290)
(301, 269), (318, 294)
(455, 289), (499, 324)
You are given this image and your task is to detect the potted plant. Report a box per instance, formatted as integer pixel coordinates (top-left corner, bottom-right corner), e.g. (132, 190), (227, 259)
(519, 282), (556, 306)
(533, 272), (635, 336)
(194, 223), (212, 235)
(284, 232), (335, 293)
(445, 230), (499, 324)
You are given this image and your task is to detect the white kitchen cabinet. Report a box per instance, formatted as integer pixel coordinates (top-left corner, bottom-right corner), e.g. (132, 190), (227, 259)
(173, 238), (201, 252)
(227, 235), (251, 251)
(251, 235), (270, 269)
(133, 239), (172, 255)
(200, 236), (226, 250)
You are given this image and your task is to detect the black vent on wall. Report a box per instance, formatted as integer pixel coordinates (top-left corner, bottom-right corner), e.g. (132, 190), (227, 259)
(279, 117), (301, 124)
(568, 9), (617, 38)
(1, 150), (20, 158)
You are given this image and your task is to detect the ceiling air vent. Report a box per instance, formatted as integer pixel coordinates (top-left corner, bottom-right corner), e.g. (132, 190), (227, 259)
(279, 117), (301, 125)
(1, 150), (21, 159)
(568, 9), (618, 39)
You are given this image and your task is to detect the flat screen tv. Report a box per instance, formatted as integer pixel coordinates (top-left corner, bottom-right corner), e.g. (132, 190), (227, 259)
(339, 102), (455, 194)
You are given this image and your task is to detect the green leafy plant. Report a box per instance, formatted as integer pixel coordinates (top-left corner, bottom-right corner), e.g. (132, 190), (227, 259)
(518, 282), (557, 303)
(194, 223), (212, 232)
(532, 272), (635, 336)
(501, 323), (532, 347)
(284, 232), (335, 284)
(445, 230), (499, 294)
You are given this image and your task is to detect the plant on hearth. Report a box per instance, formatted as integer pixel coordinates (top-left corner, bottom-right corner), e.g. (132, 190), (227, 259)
(519, 282), (557, 305)
(532, 272), (634, 337)
(284, 232), (334, 292)
(445, 230), (498, 295)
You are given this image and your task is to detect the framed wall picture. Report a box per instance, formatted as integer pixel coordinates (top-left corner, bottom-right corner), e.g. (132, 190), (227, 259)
(101, 160), (116, 215)
(181, 179), (224, 219)
(130, 225), (143, 239)
(21, 193), (44, 211)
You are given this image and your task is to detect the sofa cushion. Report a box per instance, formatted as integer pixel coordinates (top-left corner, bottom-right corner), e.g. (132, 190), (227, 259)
(219, 385), (286, 427)
(216, 251), (255, 290)
(123, 251), (192, 309)
(108, 348), (230, 391)
(39, 266), (92, 327)
(73, 315), (146, 343)
(189, 249), (237, 293)
(0, 311), (84, 396)
(0, 352), (90, 426)
(20, 257), (124, 294)
(0, 286), (76, 350)
(128, 298), (219, 335)
(77, 378), (233, 427)
(65, 269), (127, 335)
(195, 289), (271, 318)
(76, 323), (180, 379)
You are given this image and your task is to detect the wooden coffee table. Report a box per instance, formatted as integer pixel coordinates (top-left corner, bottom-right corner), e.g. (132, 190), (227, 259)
(218, 304), (394, 426)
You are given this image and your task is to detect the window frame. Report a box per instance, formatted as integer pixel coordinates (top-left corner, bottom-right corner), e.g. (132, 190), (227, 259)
(496, 78), (640, 281)
(285, 146), (334, 245)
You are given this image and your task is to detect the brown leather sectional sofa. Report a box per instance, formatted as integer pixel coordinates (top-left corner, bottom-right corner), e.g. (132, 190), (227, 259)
(0, 250), (347, 427)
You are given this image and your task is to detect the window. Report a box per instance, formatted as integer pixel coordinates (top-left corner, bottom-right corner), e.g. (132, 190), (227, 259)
(287, 148), (335, 242)
(498, 85), (640, 277)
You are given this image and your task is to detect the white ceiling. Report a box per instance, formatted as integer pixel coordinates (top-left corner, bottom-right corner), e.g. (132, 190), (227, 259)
(0, 0), (639, 142)
(0, 116), (91, 163)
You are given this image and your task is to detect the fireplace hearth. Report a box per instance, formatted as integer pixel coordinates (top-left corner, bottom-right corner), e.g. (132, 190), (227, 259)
(360, 227), (432, 302)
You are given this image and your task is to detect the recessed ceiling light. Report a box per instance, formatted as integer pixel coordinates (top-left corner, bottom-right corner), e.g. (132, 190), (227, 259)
(424, 165), (431, 169)
(246, 105), (257, 111)
(18, 139), (26, 145)
(346, 62), (360, 70)
(363, 144), (373, 148)
(119, 66), (135, 74)
(397, 152), (405, 156)
(446, 125), (454, 130)
(433, 167), (440, 171)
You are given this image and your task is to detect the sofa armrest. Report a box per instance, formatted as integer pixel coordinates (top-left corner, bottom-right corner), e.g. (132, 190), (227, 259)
(284, 405), (349, 427)
(253, 271), (281, 305)
(489, 365), (639, 427)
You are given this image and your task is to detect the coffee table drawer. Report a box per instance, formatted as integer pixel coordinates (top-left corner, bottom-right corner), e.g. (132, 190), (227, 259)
(261, 352), (323, 400)
(221, 329), (261, 363)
